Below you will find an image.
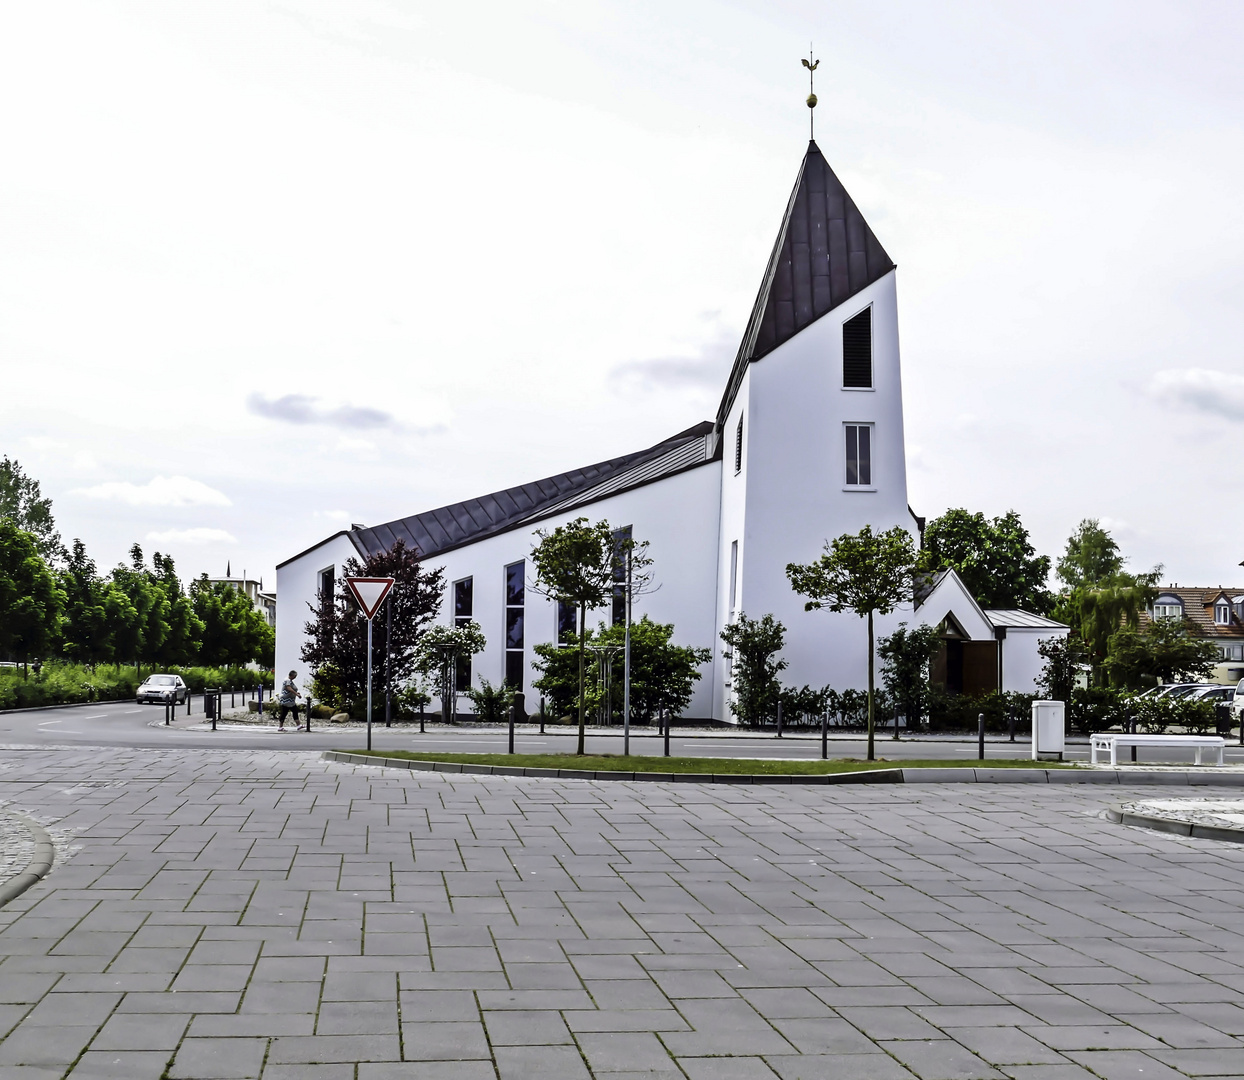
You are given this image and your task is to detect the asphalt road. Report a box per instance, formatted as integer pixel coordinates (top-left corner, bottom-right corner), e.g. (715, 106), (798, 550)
(7, 697), (1244, 765)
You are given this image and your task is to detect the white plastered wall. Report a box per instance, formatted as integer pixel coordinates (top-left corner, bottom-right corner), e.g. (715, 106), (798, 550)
(1000, 628), (1067, 694)
(723, 270), (916, 701)
(275, 532), (364, 690)
(277, 460), (723, 720)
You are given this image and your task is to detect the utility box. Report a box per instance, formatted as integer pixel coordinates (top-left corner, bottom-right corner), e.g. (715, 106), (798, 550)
(1031, 700), (1065, 760)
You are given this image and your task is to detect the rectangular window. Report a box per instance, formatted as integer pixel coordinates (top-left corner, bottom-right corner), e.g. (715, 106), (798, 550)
(453, 577), (473, 691)
(611, 526), (631, 627)
(504, 560), (525, 688)
(1216, 604), (1231, 625)
(318, 567), (335, 613)
(557, 600), (577, 645)
(845, 424), (873, 486)
(729, 540), (738, 613)
(734, 415), (744, 474)
(1153, 604), (1181, 620)
(842, 307), (873, 388)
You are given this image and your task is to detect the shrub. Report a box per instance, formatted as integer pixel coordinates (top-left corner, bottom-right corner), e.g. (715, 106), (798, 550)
(465, 678), (515, 724)
(1069, 686), (1129, 735)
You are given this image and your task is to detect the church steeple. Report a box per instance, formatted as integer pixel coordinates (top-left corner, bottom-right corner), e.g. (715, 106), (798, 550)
(717, 141), (895, 428)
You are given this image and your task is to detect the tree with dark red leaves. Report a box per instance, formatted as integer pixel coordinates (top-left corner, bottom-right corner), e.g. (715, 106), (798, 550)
(300, 540), (444, 717)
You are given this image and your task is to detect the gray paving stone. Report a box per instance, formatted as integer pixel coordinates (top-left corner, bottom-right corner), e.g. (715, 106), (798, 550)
(169, 1037), (268, 1078)
(493, 1045), (592, 1079)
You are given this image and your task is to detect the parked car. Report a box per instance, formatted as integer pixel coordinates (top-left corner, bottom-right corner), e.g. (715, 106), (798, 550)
(1232, 679), (1244, 726)
(1186, 685), (1235, 705)
(1154, 683), (1216, 700)
(137, 674), (188, 705)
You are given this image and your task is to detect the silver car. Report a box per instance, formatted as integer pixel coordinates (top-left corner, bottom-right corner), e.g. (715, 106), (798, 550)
(137, 674), (188, 705)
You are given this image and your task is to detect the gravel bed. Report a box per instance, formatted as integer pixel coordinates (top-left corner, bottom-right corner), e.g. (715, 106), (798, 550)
(1118, 797), (1244, 831)
(0, 808), (36, 884)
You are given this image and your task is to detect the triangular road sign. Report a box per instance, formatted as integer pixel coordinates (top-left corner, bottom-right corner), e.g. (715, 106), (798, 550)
(345, 576), (395, 620)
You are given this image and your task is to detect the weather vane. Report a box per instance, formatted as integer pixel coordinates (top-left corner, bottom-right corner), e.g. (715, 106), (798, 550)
(801, 47), (819, 139)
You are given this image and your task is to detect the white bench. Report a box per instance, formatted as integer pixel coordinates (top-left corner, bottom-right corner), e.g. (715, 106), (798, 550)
(1090, 733), (1225, 767)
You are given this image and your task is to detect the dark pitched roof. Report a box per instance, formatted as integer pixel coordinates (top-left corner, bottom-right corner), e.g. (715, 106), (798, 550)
(717, 140), (895, 429)
(348, 422), (718, 562)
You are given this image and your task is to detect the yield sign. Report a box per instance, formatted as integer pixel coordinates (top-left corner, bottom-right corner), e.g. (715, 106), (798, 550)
(345, 576), (395, 620)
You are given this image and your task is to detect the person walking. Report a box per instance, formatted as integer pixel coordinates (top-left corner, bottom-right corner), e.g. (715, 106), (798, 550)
(278, 670), (302, 731)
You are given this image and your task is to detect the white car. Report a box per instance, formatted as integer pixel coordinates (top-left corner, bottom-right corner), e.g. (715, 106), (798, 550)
(137, 674), (188, 705)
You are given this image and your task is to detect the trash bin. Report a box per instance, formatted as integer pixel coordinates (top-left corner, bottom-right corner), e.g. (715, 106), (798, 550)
(1215, 704), (1232, 738)
(1031, 700), (1065, 761)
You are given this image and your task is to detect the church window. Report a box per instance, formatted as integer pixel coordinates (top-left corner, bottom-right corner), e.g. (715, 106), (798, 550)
(611, 526), (631, 627)
(734, 415), (744, 474)
(729, 540), (738, 614)
(557, 600), (577, 645)
(504, 561), (525, 688)
(842, 307), (873, 389)
(453, 577), (473, 691)
(845, 424), (873, 486)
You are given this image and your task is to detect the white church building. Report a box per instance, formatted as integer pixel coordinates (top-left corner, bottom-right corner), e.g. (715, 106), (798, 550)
(276, 139), (1065, 721)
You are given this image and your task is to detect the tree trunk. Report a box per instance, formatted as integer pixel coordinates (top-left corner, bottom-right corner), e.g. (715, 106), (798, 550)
(867, 609), (875, 761)
(577, 602), (587, 755)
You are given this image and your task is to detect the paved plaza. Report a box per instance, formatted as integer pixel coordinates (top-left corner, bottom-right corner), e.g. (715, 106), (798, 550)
(1, 749), (1244, 1079)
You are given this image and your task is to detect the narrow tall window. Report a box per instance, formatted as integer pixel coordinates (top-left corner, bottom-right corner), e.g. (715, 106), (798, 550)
(453, 577), (473, 691)
(611, 526), (631, 627)
(319, 567), (335, 614)
(842, 307), (873, 388)
(1216, 603), (1231, 625)
(734, 415), (744, 474)
(505, 561), (525, 688)
(729, 540), (738, 614)
(845, 424), (873, 486)
(557, 600), (577, 645)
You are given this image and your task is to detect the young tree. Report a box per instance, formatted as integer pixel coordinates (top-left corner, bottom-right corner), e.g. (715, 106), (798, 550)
(57, 539), (114, 667)
(530, 518), (648, 754)
(0, 457), (66, 565)
(301, 540), (445, 717)
(1103, 618), (1220, 690)
(533, 616), (710, 725)
(0, 520), (64, 672)
(1055, 519), (1124, 590)
(412, 621), (486, 723)
(918, 508), (1053, 614)
(719, 613), (787, 726)
(787, 525), (916, 761)
(878, 621), (943, 734)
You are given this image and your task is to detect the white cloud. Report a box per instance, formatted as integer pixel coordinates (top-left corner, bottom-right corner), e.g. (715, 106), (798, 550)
(74, 476), (232, 507)
(145, 527), (237, 545)
(1148, 368), (1244, 421)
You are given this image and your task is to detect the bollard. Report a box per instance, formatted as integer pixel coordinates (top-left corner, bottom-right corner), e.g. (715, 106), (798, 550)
(1129, 713), (1137, 762)
(663, 709), (670, 757)
(539, 696), (546, 735)
(508, 704), (515, 755)
(208, 689), (218, 732)
(419, 702), (425, 735)
(186, 691), (191, 716)
(978, 712), (985, 760)
(821, 709), (828, 760)
(165, 700), (171, 726)
(776, 701), (783, 738)
(1008, 707), (1016, 743)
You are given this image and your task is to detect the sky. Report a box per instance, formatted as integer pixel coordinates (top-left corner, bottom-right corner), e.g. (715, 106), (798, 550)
(3, 0), (1244, 591)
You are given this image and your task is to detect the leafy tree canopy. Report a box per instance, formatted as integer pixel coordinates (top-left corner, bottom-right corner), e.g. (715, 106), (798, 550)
(0, 457), (66, 565)
(533, 616), (709, 724)
(1056, 519), (1124, 590)
(918, 508), (1053, 614)
(1035, 634), (1088, 703)
(192, 578), (273, 668)
(1103, 618), (1220, 690)
(0, 519), (64, 663)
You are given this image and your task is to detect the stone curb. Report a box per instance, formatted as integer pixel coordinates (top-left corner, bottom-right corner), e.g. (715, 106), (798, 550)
(1104, 804), (1244, 844)
(323, 752), (1244, 787)
(0, 812), (55, 908)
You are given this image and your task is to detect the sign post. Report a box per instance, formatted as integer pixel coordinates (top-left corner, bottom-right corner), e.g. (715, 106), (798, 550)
(345, 577), (396, 752)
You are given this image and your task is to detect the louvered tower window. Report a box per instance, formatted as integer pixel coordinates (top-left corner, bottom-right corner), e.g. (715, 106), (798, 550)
(842, 308), (873, 389)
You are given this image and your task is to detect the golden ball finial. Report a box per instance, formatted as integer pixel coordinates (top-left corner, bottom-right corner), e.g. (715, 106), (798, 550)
(806, 93), (817, 109)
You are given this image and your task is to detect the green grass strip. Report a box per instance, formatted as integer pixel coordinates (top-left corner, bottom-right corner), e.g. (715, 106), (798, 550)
(342, 750), (1068, 775)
